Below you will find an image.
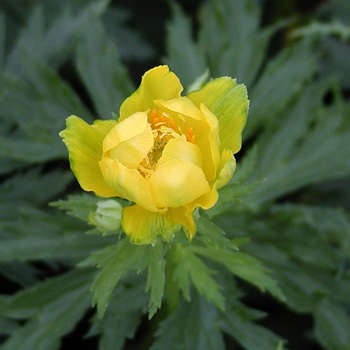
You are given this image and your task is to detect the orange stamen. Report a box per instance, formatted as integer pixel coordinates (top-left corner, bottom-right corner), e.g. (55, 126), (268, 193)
(149, 108), (158, 121)
(153, 117), (161, 125)
(169, 118), (176, 129)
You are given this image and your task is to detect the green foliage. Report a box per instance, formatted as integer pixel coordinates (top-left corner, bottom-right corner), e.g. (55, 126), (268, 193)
(0, 268), (93, 350)
(79, 240), (148, 318)
(76, 15), (134, 118)
(1, 0), (350, 349)
(146, 242), (166, 318)
(151, 296), (226, 350)
(87, 275), (147, 350)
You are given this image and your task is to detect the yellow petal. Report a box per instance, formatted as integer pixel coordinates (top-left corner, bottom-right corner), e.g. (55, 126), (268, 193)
(159, 138), (203, 168)
(103, 112), (151, 153)
(122, 205), (180, 245)
(216, 150), (236, 190)
(99, 157), (159, 212)
(59, 116), (118, 197)
(155, 97), (205, 122)
(189, 77), (249, 154)
(197, 104), (220, 182)
(109, 131), (154, 169)
(185, 188), (219, 213)
(150, 159), (210, 208)
(119, 66), (183, 121)
(155, 97), (220, 183)
(169, 207), (197, 240)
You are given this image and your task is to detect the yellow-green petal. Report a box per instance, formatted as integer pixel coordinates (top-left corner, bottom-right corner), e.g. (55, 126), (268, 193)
(122, 205), (180, 245)
(185, 188), (219, 213)
(150, 159), (210, 208)
(99, 157), (159, 212)
(159, 138), (203, 168)
(59, 116), (118, 197)
(215, 149), (236, 190)
(169, 207), (197, 240)
(188, 77), (249, 154)
(119, 65), (183, 121)
(197, 103), (220, 182)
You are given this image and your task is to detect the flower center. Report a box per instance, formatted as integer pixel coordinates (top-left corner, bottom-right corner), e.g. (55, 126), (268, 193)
(137, 108), (195, 178)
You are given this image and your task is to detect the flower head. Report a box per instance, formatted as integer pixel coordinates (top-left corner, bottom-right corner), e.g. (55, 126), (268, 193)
(60, 66), (249, 244)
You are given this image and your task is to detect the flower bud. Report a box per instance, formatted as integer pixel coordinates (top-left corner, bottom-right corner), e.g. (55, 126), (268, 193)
(89, 200), (122, 233)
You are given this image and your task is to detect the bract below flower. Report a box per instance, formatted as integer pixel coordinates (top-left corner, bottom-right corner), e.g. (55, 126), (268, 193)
(60, 65), (249, 244)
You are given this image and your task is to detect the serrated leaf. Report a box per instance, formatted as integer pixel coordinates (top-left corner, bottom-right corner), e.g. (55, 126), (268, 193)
(246, 40), (317, 138)
(0, 168), (72, 213)
(81, 240), (148, 318)
(0, 58), (93, 164)
(0, 268), (93, 319)
(172, 245), (225, 310)
(198, 0), (271, 86)
(151, 296), (225, 350)
(5, 1), (109, 72)
(314, 299), (350, 350)
(88, 276), (147, 350)
(146, 242), (166, 318)
(0, 208), (115, 263)
(247, 80), (350, 204)
(197, 217), (239, 250)
(0, 262), (38, 287)
(76, 15), (133, 118)
(163, 2), (206, 90)
(51, 193), (101, 222)
(191, 246), (285, 302)
(0, 269), (93, 350)
(220, 308), (283, 350)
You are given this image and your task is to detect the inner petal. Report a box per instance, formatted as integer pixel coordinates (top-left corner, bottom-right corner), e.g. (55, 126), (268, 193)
(137, 108), (197, 178)
(159, 138), (203, 168)
(149, 159), (210, 208)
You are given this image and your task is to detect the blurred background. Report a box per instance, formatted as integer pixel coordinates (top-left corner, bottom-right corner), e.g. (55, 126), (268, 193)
(0, 0), (350, 349)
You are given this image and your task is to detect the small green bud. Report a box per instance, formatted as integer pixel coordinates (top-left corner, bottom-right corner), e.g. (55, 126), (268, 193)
(89, 200), (122, 233)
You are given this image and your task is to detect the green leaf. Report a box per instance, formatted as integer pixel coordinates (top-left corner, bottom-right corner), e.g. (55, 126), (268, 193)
(88, 276), (147, 350)
(102, 7), (155, 61)
(232, 144), (259, 183)
(314, 299), (350, 350)
(220, 308), (283, 350)
(293, 20), (350, 41)
(0, 268), (93, 350)
(172, 245), (225, 310)
(0, 316), (19, 335)
(246, 40), (317, 138)
(151, 296), (225, 350)
(191, 246), (285, 302)
(247, 80), (350, 204)
(0, 208), (115, 263)
(51, 193), (101, 222)
(6, 1), (109, 71)
(163, 2), (206, 90)
(0, 262), (38, 287)
(197, 217), (239, 250)
(146, 242), (166, 318)
(198, 0), (272, 86)
(80, 240), (148, 318)
(0, 12), (5, 69)
(0, 168), (72, 212)
(0, 58), (93, 164)
(76, 15), (133, 118)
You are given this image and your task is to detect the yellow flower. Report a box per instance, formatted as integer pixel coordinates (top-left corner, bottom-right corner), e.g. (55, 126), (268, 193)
(60, 66), (248, 244)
